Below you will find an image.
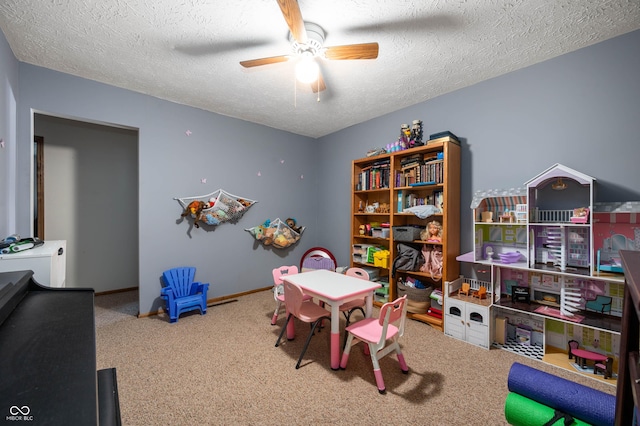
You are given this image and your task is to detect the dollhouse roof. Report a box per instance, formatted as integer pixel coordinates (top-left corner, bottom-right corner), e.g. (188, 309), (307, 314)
(525, 163), (595, 188)
(470, 187), (527, 209)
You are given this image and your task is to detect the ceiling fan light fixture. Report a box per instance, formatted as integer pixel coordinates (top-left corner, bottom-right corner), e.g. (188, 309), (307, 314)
(295, 56), (319, 84)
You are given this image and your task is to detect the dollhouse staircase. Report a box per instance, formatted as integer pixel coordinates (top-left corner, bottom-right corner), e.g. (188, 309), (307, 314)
(560, 279), (581, 317)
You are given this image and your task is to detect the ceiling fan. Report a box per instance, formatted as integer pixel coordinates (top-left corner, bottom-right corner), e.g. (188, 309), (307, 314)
(240, 0), (379, 93)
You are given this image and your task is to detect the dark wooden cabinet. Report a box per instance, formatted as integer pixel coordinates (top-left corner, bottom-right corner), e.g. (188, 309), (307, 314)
(617, 250), (640, 425)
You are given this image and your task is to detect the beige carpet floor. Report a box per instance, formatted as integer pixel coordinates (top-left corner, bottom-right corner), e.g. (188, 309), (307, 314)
(95, 290), (615, 426)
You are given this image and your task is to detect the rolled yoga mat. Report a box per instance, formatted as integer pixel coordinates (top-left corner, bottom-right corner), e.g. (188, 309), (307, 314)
(505, 392), (591, 426)
(507, 362), (615, 426)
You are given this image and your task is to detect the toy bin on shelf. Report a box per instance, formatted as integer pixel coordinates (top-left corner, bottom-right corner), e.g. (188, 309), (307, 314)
(392, 226), (422, 242)
(373, 250), (390, 268)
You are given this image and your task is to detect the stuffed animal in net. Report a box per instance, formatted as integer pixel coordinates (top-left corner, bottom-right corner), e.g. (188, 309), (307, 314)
(181, 201), (207, 228)
(286, 218), (302, 234)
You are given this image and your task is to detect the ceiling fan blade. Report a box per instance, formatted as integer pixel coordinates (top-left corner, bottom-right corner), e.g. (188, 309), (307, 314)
(240, 55), (290, 68)
(311, 70), (326, 93)
(276, 0), (307, 44)
(324, 43), (379, 60)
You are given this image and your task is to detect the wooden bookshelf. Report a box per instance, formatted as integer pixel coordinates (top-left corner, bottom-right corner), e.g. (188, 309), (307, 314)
(351, 140), (460, 331)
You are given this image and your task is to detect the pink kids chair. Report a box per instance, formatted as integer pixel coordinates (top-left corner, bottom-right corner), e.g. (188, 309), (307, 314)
(271, 265), (312, 325)
(275, 281), (332, 369)
(340, 295), (409, 394)
(340, 267), (369, 327)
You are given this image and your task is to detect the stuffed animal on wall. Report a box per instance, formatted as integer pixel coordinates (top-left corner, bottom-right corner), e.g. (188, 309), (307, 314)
(181, 201), (207, 228)
(286, 218), (302, 234)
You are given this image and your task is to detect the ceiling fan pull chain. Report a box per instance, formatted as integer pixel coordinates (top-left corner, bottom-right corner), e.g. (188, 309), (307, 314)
(316, 79), (320, 102)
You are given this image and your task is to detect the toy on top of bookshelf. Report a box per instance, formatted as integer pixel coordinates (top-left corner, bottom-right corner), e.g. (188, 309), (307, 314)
(410, 119), (424, 146)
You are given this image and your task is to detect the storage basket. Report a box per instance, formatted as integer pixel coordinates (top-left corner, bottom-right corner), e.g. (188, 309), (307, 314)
(392, 226), (422, 242)
(397, 281), (433, 314)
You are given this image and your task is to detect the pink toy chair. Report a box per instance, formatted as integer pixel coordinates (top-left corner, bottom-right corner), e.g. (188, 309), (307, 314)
(594, 357), (613, 379)
(340, 268), (369, 327)
(271, 265), (312, 325)
(567, 340), (579, 360)
(275, 281), (332, 369)
(340, 295), (409, 394)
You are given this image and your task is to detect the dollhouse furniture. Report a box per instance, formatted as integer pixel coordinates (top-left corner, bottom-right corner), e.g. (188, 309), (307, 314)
(567, 340), (579, 360)
(282, 269), (381, 370)
(472, 286), (487, 300)
(458, 282), (470, 297)
(340, 295), (409, 394)
(161, 267), (209, 323)
(594, 357), (613, 379)
(275, 281), (332, 369)
(572, 348), (608, 370)
(570, 207), (589, 224)
(512, 286), (530, 304)
(584, 295), (612, 313)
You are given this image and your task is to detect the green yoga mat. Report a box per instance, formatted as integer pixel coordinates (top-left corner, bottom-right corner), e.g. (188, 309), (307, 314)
(505, 393), (591, 426)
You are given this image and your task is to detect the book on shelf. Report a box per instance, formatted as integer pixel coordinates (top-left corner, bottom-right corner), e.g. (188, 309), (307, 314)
(400, 154), (422, 167)
(428, 135), (459, 145)
(427, 307), (442, 319)
(360, 162), (390, 190)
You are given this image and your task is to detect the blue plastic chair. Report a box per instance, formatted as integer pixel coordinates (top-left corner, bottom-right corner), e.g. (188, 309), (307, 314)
(161, 267), (209, 323)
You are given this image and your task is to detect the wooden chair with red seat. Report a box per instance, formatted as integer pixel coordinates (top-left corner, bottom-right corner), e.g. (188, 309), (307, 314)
(472, 286), (487, 300)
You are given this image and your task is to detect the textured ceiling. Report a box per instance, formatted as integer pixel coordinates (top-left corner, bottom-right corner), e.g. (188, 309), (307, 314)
(1, 1), (639, 138)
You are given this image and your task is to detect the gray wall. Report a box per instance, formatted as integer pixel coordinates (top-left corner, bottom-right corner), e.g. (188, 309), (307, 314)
(318, 30), (640, 267)
(14, 63), (319, 315)
(0, 31), (19, 236)
(2, 29), (640, 315)
(34, 115), (139, 293)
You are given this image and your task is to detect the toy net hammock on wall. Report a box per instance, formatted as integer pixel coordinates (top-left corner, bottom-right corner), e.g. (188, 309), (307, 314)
(175, 189), (257, 228)
(246, 218), (305, 249)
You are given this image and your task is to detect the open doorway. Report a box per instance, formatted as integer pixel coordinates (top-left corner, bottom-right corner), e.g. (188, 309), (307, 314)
(33, 135), (44, 238)
(33, 113), (139, 297)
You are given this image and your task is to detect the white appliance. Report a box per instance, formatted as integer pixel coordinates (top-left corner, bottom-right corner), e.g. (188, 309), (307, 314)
(0, 240), (67, 287)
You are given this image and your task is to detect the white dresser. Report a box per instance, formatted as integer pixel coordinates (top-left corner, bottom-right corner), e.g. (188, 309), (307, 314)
(0, 240), (67, 287)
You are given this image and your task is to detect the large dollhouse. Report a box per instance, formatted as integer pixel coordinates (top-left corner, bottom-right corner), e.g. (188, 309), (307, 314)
(448, 164), (635, 384)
